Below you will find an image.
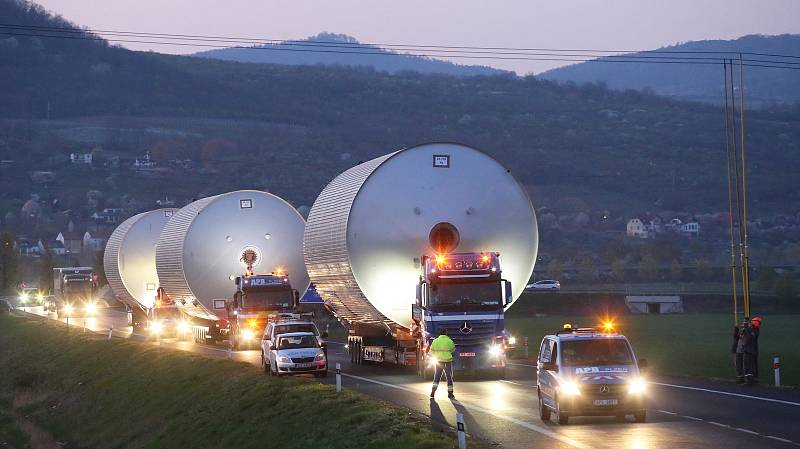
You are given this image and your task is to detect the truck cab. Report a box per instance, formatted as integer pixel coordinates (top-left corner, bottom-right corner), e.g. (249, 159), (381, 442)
(537, 324), (648, 425)
(148, 292), (189, 339)
(415, 252), (513, 377)
(228, 273), (300, 349)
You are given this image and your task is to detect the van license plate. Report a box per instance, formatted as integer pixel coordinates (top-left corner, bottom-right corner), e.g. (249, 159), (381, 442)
(593, 399), (618, 406)
(459, 352), (476, 357)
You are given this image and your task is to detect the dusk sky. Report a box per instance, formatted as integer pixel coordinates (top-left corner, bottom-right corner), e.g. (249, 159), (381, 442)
(34, 0), (800, 74)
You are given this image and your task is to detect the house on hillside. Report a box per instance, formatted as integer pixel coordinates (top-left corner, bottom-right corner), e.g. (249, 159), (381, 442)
(91, 208), (124, 225)
(56, 221), (84, 255)
(83, 229), (110, 252)
(17, 239), (41, 257)
(679, 222), (700, 236)
(37, 239), (66, 256)
(626, 218), (649, 238)
(70, 153), (93, 164)
(133, 151), (156, 170)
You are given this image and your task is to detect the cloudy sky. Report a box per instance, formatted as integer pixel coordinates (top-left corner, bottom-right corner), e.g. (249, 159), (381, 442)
(34, 0), (800, 74)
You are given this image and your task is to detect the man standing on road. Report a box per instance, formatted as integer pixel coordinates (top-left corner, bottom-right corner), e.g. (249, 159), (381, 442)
(429, 328), (456, 400)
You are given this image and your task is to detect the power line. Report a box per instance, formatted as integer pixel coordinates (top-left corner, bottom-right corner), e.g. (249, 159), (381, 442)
(2, 22), (800, 60)
(1, 24), (799, 70)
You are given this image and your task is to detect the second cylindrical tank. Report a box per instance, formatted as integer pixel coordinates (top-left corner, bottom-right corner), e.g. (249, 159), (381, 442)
(156, 190), (309, 315)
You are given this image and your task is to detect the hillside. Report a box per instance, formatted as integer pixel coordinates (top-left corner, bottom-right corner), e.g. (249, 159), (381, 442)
(539, 34), (800, 105)
(193, 32), (509, 77)
(0, 0), (799, 237)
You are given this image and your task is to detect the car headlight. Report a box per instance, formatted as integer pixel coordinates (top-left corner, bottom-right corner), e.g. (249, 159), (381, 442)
(85, 303), (96, 315)
(19, 293), (29, 304)
(63, 304), (74, 315)
(489, 345), (503, 357)
(278, 355), (292, 363)
(315, 352), (325, 361)
(507, 336), (516, 345)
(150, 321), (163, 334)
(628, 378), (646, 395)
(559, 381), (582, 396)
(178, 321), (190, 333)
(242, 329), (255, 340)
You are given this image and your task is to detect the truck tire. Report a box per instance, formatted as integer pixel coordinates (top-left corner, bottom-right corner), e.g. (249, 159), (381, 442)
(539, 396), (551, 421)
(556, 398), (569, 425)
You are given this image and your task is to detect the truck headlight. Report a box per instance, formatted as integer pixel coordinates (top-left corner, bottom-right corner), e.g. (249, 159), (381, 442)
(85, 303), (96, 315)
(19, 293), (29, 304)
(489, 345), (503, 357)
(628, 378), (646, 395)
(242, 329), (255, 340)
(559, 381), (582, 396)
(63, 304), (74, 315)
(178, 321), (190, 333)
(507, 336), (516, 345)
(150, 321), (162, 334)
(278, 355), (292, 363)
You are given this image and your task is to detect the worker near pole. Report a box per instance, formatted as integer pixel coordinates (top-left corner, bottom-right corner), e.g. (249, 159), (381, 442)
(738, 316), (761, 386)
(732, 323), (743, 383)
(429, 328), (456, 399)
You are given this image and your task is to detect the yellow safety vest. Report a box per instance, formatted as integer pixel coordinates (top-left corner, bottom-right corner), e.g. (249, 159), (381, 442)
(430, 335), (456, 363)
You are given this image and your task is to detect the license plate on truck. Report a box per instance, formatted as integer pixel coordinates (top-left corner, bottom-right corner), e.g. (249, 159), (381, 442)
(593, 399), (618, 406)
(459, 352), (476, 357)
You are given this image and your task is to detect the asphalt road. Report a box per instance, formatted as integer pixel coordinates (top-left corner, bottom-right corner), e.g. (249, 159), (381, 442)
(17, 306), (800, 449)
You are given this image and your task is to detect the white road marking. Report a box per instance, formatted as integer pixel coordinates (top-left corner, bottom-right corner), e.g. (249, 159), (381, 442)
(507, 362), (537, 368)
(663, 410), (799, 446)
(341, 372), (595, 449)
(498, 379), (531, 388)
(767, 436), (793, 444)
(651, 382), (800, 407)
(656, 409), (677, 415)
(707, 421), (731, 429)
(736, 427), (760, 435)
(682, 415), (703, 421)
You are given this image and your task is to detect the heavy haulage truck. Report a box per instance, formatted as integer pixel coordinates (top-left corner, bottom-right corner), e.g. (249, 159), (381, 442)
(304, 142), (538, 378)
(228, 271), (302, 349)
(155, 190), (310, 345)
(50, 267), (96, 318)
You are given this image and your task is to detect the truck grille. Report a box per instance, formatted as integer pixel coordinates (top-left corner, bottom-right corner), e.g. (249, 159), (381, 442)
(436, 320), (501, 346)
(291, 357), (315, 363)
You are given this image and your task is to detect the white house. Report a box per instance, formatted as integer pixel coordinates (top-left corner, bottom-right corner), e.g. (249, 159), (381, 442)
(83, 229), (110, 252)
(679, 222), (700, 236)
(70, 153), (93, 164)
(626, 218), (649, 238)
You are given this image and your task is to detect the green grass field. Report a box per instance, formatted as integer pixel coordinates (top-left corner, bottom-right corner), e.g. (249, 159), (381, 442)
(0, 315), (458, 449)
(506, 313), (800, 387)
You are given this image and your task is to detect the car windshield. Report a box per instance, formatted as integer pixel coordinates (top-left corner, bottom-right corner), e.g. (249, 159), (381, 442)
(278, 335), (318, 350)
(276, 323), (318, 336)
(242, 290), (293, 310)
(429, 281), (501, 310)
(560, 339), (634, 366)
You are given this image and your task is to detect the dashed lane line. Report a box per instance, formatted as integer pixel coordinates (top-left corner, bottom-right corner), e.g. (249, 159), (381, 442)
(655, 410), (800, 447)
(341, 372), (595, 449)
(651, 382), (800, 407)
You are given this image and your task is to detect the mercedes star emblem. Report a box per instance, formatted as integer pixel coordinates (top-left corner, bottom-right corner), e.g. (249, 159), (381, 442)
(600, 385), (610, 394)
(460, 322), (473, 334)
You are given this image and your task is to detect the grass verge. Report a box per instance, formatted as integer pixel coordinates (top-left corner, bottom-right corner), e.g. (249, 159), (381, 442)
(506, 313), (799, 387)
(0, 315), (456, 449)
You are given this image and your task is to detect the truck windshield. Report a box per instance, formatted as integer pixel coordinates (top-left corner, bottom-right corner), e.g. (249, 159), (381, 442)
(429, 281), (501, 310)
(561, 339), (634, 366)
(275, 323), (318, 336)
(278, 335), (319, 350)
(153, 307), (181, 320)
(243, 290), (293, 310)
(64, 282), (91, 295)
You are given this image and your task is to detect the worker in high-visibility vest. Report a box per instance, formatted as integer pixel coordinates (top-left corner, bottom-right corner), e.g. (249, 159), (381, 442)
(429, 328), (456, 399)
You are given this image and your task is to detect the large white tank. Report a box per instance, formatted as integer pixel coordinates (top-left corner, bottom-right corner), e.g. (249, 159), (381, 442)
(156, 190), (309, 316)
(104, 209), (177, 310)
(304, 142), (538, 329)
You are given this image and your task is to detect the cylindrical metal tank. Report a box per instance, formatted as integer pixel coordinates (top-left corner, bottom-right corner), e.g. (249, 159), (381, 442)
(304, 142), (538, 329)
(104, 209), (177, 310)
(156, 190), (309, 316)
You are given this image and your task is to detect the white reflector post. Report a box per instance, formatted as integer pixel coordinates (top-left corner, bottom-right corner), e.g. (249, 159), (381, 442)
(456, 412), (467, 449)
(336, 363), (342, 393)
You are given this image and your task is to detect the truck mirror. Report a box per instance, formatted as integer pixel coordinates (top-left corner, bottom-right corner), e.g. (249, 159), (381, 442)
(503, 280), (513, 305)
(415, 284), (422, 305)
(235, 276), (241, 286)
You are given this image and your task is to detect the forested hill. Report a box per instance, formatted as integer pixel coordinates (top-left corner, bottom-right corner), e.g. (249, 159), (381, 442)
(1, 0), (799, 217)
(539, 34), (800, 106)
(193, 32), (509, 77)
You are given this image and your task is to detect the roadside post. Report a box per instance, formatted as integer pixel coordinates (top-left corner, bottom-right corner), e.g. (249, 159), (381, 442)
(107, 327), (113, 340)
(456, 412), (467, 449)
(83, 318), (87, 333)
(524, 337), (529, 359)
(774, 357), (781, 387)
(336, 363), (342, 393)
(227, 343), (232, 359)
